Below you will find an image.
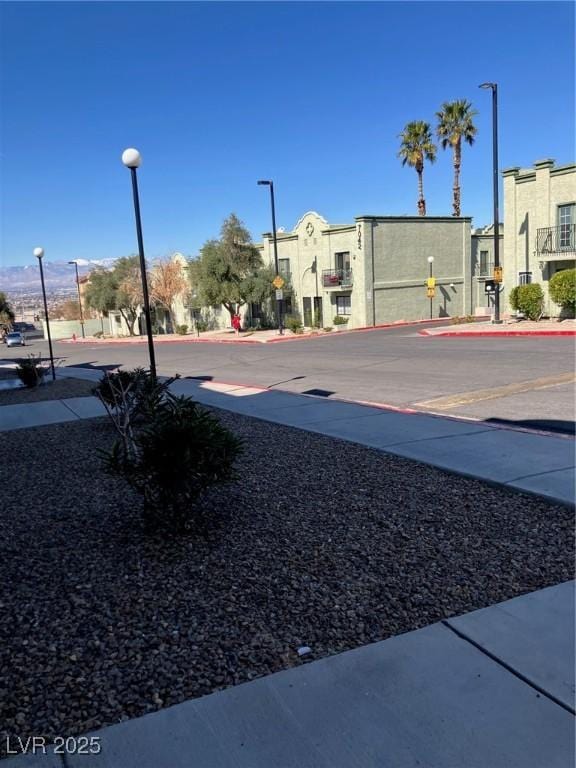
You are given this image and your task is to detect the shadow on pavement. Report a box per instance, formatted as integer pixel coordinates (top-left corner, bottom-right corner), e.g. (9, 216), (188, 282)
(484, 417), (575, 436)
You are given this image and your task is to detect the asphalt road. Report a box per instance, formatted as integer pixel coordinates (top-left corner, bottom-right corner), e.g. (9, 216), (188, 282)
(3, 325), (575, 433)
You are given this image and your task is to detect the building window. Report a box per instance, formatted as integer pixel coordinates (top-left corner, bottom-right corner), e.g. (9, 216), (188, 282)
(336, 295), (351, 316)
(518, 272), (532, 285)
(278, 258), (290, 278)
(479, 250), (493, 276)
(558, 204), (575, 249)
(335, 252), (351, 272)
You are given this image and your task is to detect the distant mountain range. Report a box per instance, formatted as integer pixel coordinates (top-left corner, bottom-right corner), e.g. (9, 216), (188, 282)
(0, 259), (117, 293)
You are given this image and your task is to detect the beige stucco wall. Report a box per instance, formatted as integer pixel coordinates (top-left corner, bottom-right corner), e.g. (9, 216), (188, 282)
(365, 217), (473, 323)
(503, 159), (576, 316)
(256, 212), (475, 328)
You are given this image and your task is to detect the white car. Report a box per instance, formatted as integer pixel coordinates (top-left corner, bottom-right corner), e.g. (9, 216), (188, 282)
(6, 332), (25, 347)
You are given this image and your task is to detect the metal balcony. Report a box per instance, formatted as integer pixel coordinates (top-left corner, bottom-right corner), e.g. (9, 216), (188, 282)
(322, 268), (353, 288)
(536, 225), (576, 257)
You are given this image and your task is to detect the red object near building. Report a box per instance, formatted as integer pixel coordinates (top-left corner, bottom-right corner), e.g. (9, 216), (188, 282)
(232, 314), (241, 334)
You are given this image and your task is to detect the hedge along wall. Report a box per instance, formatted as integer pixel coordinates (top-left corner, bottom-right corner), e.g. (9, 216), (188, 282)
(41, 319), (104, 340)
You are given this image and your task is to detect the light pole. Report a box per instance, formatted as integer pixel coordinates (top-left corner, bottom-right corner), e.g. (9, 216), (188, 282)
(33, 247), (56, 381)
(121, 148), (157, 378)
(68, 260), (85, 338)
(427, 255), (434, 320)
(479, 82), (501, 324)
(257, 179), (283, 334)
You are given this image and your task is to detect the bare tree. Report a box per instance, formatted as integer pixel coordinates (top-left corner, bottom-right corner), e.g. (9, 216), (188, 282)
(53, 300), (82, 320)
(150, 257), (188, 328)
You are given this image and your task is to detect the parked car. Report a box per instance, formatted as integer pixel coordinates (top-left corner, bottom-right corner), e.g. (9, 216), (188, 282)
(5, 332), (25, 347)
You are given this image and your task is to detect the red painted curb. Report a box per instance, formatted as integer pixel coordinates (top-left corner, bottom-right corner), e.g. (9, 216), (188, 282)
(420, 330), (576, 337)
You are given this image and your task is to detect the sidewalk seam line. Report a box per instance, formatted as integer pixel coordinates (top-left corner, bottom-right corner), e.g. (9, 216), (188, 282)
(59, 399), (83, 420)
(504, 466), (575, 483)
(441, 620), (576, 715)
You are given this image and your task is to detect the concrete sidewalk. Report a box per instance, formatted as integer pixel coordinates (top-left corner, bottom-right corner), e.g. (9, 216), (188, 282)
(6, 581), (575, 767)
(420, 319), (576, 337)
(1, 366), (573, 505)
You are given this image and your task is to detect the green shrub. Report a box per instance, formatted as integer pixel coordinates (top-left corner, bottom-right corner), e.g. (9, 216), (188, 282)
(16, 356), (46, 388)
(102, 393), (242, 533)
(284, 314), (304, 333)
(93, 367), (178, 423)
(175, 324), (189, 335)
(194, 319), (208, 333)
(508, 284), (544, 321)
(549, 268), (576, 315)
(323, 327), (333, 332)
(93, 330), (104, 338)
(333, 315), (349, 326)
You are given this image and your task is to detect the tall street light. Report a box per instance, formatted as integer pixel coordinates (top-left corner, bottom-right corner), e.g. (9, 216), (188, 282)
(121, 148), (157, 378)
(257, 179), (283, 334)
(68, 260), (85, 338)
(427, 256), (434, 320)
(33, 247), (56, 381)
(479, 82), (502, 324)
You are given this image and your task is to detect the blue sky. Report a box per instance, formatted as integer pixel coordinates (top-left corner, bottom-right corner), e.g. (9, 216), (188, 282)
(1, 1), (574, 267)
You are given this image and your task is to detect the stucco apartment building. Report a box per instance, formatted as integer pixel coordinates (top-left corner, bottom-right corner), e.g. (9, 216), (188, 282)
(256, 211), (474, 329)
(471, 223), (504, 314)
(502, 159), (575, 315)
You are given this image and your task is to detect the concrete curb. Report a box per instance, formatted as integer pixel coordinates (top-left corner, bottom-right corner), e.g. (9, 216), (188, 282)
(57, 317), (493, 347)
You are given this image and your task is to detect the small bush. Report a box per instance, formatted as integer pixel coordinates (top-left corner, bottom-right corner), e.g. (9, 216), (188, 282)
(93, 330), (104, 339)
(16, 356), (46, 388)
(284, 314), (304, 334)
(93, 367), (178, 423)
(102, 393), (242, 533)
(509, 284), (544, 321)
(549, 268), (576, 316)
(333, 315), (349, 326)
(195, 319), (209, 334)
(175, 324), (189, 335)
(323, 326), (333, 332)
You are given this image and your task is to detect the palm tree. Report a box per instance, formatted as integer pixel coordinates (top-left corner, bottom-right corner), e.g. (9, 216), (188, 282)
(398, 121), (437, 216)
(436, 99), (478, 217)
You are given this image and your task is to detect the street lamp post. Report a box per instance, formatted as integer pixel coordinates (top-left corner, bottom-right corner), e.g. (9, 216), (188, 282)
(427, 256), (434, 320)
(257, 179), (283, 334)
(479, 82), (501, 324)
(121, 148), (157, 378)
(33, 247), (56, 381)
(68, 260), (85, 338)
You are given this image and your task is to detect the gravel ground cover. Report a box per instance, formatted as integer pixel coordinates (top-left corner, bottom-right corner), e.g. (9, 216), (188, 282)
(0, 410), (574, 757)
(0, 377), (94, 406)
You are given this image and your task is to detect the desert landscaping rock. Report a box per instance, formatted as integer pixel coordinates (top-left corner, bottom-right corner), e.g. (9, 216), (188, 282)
(0, 410), (573, 757)
(0, 377), (95, 406)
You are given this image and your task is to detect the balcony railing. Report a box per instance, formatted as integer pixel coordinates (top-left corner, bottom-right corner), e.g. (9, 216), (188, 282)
(322, 268), (353, 288)
(536, 225), (576, 256)
(478, 262), (494, 278)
